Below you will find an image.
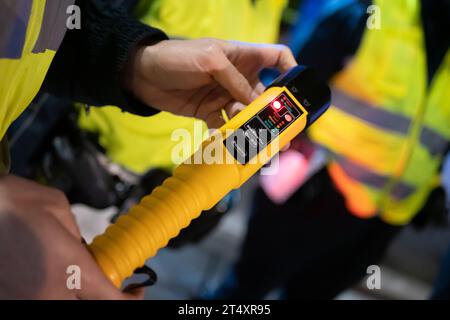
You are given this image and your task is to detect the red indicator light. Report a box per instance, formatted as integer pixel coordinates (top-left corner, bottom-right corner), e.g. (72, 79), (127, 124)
(285, 114), (293, 122)
(272, 100), (282, 110)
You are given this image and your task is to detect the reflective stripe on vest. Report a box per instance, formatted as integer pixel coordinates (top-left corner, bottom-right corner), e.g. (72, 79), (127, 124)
(0, 0), (73, 142)
(33, 0), (74, 53)
(309, 0), (450, 225)
(0, 0), (33, 59)
(334, 155), (416, 200)
(0, 0), (72, 58)
(332, 89), (449, 157)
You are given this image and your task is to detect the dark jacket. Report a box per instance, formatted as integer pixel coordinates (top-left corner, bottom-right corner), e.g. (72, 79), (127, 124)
(42, 0), (168, 116)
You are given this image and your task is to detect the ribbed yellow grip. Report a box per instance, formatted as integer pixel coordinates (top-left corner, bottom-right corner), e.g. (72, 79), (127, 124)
(87, 85), (310, 288)
(88, 162), (240, 288)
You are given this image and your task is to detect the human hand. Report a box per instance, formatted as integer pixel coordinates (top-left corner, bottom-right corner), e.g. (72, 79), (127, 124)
(0, 175), (143, 299)
(124, 38), (297, 128)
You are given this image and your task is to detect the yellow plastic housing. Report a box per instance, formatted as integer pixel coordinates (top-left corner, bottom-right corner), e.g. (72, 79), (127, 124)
(88, 86), (308, 287)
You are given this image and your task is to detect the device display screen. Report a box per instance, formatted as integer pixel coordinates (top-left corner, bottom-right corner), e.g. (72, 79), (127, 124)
(224, 92), (303, 164)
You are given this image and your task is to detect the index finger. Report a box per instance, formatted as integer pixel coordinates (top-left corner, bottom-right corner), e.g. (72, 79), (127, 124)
(231, 42), (298, 73)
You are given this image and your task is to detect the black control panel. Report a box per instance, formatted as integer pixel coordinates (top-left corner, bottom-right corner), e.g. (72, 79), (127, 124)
(224, 92), (303, 164)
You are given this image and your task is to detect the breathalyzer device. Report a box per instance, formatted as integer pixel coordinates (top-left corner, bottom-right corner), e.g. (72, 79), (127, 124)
(88, 66), (331, 287)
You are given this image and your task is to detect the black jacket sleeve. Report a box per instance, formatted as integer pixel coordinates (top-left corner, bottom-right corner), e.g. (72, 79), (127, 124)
(41, 0), (168, 116)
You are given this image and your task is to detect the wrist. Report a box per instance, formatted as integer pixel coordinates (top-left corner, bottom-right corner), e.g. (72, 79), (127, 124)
(120, 39), (165, 99)
(120, 43), (145, 95)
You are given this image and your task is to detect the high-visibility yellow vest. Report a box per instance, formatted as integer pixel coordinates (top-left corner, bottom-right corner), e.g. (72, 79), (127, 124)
(0, 0), (72, 171)
(309, 0), (450, 225)
(78, 0), (287, 173)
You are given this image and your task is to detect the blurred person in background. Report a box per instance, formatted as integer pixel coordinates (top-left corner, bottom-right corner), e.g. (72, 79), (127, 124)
(211, 0), (450, 299)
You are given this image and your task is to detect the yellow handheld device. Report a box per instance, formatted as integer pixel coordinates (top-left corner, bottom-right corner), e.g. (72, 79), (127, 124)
(88, 66), (331, 287)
